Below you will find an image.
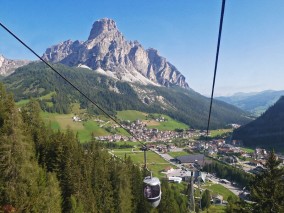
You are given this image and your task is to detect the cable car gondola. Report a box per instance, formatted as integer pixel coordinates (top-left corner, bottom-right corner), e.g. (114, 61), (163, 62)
(141, 145), (161, 208)
(143, 175), (161, 208)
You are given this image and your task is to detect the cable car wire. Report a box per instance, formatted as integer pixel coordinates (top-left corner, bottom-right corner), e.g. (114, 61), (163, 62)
(206, 0), (226, 138)
(0, 21), (143, 146)
(203, 0), (226, 166)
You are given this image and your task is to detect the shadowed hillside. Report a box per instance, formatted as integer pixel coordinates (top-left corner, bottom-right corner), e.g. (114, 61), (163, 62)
(233, 96), (284, 149)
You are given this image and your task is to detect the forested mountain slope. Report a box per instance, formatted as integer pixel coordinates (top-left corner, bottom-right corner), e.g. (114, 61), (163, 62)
(0, 84), (187, 212)
(2, 62), (252, 129)
(233, 96), (284, 148)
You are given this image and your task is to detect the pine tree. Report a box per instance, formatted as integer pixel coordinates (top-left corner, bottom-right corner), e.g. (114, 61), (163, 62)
(21, 99), (51, 166)
(226, 196), (251, 213)
(158, 181), (179, 213)
(201, 189), (211, 210)
(117, 163), (133, 213)
(250, 150), (284, 212)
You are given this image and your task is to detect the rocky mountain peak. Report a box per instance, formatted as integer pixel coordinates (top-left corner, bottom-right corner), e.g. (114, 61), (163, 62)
(0, 55), (5, 66)
(43, 18), (189, 89)
(0, 55), (30, 76)
(88, 18), (118, 40)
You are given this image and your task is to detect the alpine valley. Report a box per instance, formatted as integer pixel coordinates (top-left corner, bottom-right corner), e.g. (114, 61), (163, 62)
(0, 18), (252, 129)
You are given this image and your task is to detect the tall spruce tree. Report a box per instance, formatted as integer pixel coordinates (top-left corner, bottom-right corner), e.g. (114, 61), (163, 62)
(250, 150), (284, 212)
(201, 189), (211, 210)
(158, 180), (179, 213)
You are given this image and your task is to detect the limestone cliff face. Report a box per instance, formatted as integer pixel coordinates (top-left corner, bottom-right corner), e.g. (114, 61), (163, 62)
(43, 18), (189, 88)
(0, 55), (30, 76)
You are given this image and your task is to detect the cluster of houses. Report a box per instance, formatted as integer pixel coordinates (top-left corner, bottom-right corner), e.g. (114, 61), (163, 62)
(88, 117), (283, 178)
(72, 115), (82, 122)
(95, 119), (206, 142)
(153, 140), (277, 175)
(95, 134), (130, 142)
(162, 156), (227, 205)
(185, 139), (244, 158)
(126, 120), (202, 142)
(154, 116), (166, 122)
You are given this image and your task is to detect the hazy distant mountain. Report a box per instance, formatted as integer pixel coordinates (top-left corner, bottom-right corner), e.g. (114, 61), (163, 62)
(42, 18), (189, 89)
(0, 55), (30, 76)
(216, 90), (284, 116)
(2, 62), (252, 129)
(232, 96), (284, 149)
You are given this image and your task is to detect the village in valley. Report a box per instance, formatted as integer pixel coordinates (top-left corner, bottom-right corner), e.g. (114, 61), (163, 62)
(95, 118), (206, 142)
(69, 111), (284, 207)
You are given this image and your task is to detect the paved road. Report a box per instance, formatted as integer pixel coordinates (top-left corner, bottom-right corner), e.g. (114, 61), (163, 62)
(159, 153), (174, 161)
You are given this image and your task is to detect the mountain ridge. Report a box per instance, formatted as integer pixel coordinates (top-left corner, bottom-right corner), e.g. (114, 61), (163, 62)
(216, 90), (284, 116)
(2, 62), (252, 129)
(42, 18), (189, 89)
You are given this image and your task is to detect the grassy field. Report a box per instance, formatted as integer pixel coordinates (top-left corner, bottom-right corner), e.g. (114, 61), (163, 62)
(204, 184), (238, 200)
(16, 92), (56, 107)
(40, 91), (56, 100)
(210, 129), (232, 137)
(16, 99), (30, 107)
(41, 112), (84, 130)
(117, 110), (189, 131)
(112, 151), (165, 164)
(41, 112), (110, 142)
(117, 110), (147, 121)
(147, 114), (189, 131)
(110, 148), (134, 152)
(240, 147), (255, 153)
(114, 141), (142, 147)
(111, 150), (174, 178)
(115, 127), (130, 136)
(168, 151), (189, 158)
(202, 205), (226, 213)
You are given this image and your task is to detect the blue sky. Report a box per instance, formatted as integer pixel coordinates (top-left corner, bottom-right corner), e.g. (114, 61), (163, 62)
(1, 0), (284, 96)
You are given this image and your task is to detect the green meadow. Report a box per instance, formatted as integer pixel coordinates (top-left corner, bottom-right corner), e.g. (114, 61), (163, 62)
(168, 151), (189, 158)
(117, 110), (147, 121)
(41, 112), (110, 142)
(204, 183), (238, 200)
(210, 129), (232, 137)
(240, 147), (255, 153)
(147, 115), (189, 131)
(117, 110), (189, 131)
(111, 149), (174, 178)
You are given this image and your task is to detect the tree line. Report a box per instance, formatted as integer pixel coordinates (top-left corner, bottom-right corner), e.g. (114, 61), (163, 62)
(203, 160), (253, 188)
